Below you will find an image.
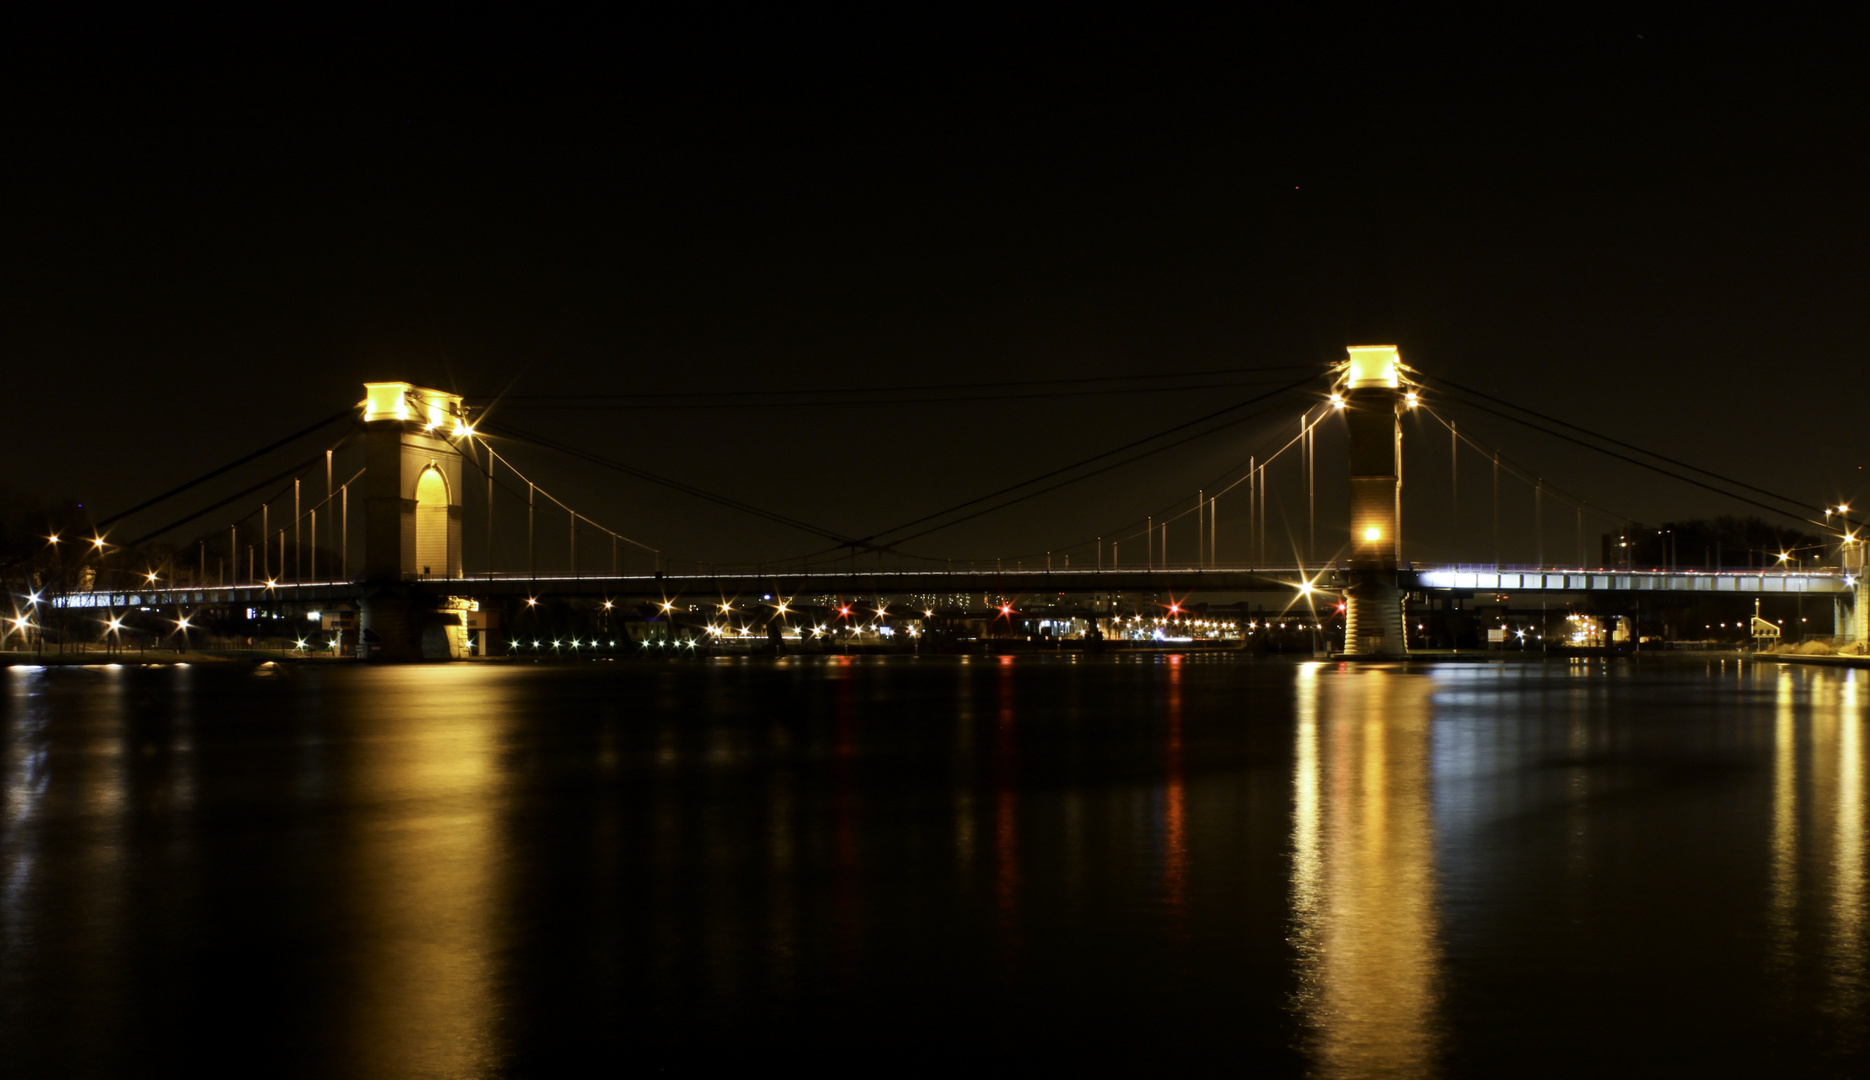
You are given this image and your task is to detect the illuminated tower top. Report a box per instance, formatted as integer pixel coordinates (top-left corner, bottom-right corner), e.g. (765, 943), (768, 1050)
(1341, 345), (1405, 390)
(361, 382), (471, 434)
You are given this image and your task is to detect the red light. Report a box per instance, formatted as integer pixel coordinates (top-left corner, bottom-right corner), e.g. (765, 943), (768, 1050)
(1335, 602), (1346, 612)
(1000, 605), (1012, 615)
(839, 606), (851, 616)
(1169, 603), (1181, 614)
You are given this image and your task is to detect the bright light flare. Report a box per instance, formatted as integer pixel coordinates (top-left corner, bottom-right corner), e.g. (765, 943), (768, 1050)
(1363, 527), (1381, 542)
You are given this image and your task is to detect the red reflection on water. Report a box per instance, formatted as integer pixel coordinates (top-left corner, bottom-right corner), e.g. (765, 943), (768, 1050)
(995, 658), (1019, 948)
(1164, 656), (1187, 933)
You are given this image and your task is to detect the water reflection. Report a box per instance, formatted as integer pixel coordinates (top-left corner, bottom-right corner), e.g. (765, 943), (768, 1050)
(339, 667), (511, 1080)
(1291, 663), (1443, 1078)
(1834, 673), (1866, 1021)
(1163, 656), (1187, 931)
(1771, 667), (1800, 966)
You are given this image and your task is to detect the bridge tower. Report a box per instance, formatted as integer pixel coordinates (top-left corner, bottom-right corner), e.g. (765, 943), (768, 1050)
(1337, 346), (1409, 658)
(357, 381), (470, 659)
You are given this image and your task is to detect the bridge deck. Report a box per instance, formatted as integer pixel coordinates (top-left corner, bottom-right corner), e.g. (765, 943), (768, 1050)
(48, 564), (1854, 610)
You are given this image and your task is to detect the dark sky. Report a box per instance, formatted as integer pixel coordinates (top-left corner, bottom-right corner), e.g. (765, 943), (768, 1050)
(5, 17), (1866, 569)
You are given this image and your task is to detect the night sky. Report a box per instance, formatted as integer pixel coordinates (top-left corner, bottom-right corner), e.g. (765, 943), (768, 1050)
(6, 18), (1865, 568)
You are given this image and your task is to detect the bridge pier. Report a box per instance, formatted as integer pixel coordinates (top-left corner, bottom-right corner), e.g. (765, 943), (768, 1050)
(355, 381), (472, 660)
(1337, 346), (1409, 660)
(1344, 577), (1407, 658)
(358, 589), (472, 660)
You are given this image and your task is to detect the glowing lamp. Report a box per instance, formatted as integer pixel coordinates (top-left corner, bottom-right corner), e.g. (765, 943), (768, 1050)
(1363, 527), (1382, 542)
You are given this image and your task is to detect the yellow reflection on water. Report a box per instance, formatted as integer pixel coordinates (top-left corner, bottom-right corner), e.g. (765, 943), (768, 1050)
(1770, 668), (1799, 965)
(342, 667), (509, 1079)
(1291, 664), (1442, 1079)
(1833, 672), (1865, 1013)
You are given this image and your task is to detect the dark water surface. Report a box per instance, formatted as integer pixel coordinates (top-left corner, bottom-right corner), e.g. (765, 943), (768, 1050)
(3, 655), (1867, 1077)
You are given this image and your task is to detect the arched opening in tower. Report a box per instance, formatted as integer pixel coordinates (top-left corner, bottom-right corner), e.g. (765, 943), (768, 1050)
(415, 466), (449, 577)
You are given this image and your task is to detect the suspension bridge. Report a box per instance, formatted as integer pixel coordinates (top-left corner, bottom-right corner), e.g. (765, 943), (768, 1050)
(19, 348), (1864, 659)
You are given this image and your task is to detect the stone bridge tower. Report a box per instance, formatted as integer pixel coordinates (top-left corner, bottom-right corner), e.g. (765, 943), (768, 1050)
(357, 381), (470, 659)
(1338, 346), (1410, 658)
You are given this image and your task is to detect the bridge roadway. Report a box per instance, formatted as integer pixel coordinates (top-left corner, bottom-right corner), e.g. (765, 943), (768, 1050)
(51, 564), (1854, 611)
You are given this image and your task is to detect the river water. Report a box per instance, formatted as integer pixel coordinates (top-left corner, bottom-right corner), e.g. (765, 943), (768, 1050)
(2, 655), (1866, 1077)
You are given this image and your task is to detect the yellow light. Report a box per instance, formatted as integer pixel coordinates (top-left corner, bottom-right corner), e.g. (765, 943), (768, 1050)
(526, 597), (538, 607)
(1364, 526), (1381, 542)
(1345, 344), (1402, 389)
(1405, 390), (1420, 407)
(146, 571), (158, 582)
(362, 382), (413, 421)
(603, 600), (614, 609)
(1330, 393), (1345, 408)
(46, 534), (59, 544)
(776, 603), (789, 614)
(93, 537), (106, 549)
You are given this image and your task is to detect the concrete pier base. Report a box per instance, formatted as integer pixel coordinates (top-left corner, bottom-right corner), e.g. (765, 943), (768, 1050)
(358, 590), (470, 660)
(1342, 575), (1407, 658)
